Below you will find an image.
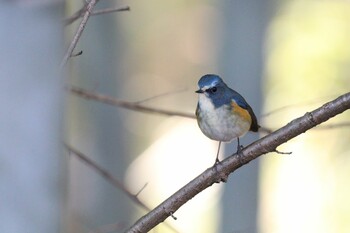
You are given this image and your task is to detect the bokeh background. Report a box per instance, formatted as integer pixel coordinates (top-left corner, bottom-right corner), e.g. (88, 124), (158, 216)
(1, 0), (350, 233)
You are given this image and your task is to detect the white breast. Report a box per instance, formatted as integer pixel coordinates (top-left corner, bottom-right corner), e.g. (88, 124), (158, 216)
(197, 95), (250, 142)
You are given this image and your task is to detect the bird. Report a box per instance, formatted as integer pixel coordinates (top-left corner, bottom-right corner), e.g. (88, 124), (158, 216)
(195, 74), (259, 164)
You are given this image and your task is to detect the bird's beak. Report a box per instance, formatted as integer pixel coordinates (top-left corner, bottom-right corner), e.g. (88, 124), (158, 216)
(195, 89), (204, 94)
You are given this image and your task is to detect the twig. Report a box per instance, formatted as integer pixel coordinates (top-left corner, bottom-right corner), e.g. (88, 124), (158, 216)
(260, 121), (350, 134)
(64, 3), (87, 26)
(71, 50), (83, 57)
(91, 6), (130, 16)
(64, 143), (149, 210)
(135, 183), (148, 197)
(88, 222), (126, 233)
(64, 5), (130, 26)
(135, 88), (187, 104)
(273, 149), (292, 155)
(124, 92), (350, 233)
(64, 144), (181, 233)
(261, 94), (340, 118)
(60, 0), (99, 69)
(68, 86), (195, 119)
(315, 122), (350, 130)
(68, 86), (350, 133)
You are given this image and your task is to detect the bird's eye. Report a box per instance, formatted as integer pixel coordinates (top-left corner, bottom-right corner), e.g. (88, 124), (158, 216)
(211, 87), (217, 93)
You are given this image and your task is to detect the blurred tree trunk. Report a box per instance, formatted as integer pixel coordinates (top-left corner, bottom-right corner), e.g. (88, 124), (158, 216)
(0, 2), (65, 233)
(65, 1), (132, 232)
(219, 1), (269, 232)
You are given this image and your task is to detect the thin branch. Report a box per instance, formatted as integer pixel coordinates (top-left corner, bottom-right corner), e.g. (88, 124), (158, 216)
(261, 121), (350, 133)
(135, 88), (187, 104)
(125, 92), (350, 233)
(135, 183), (148, 197)
(68, 86), (350, 133)
(91, 6), (130, 16)
(64, 3), (87, 26)
(64, 143), (149, 210)
(64, 5), (130, 26)
(261, 94), (340, 118)
(68, 86), (195, 118)
(71, 50), (83, 57)
(258, 126), (273, 134)
(64, 144), (181, 233)
(315, 121), (350, 130)
(60, 0), (99, 69)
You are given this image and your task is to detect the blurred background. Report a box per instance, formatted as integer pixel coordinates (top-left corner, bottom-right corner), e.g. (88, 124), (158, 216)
(1, 0), (350, 233)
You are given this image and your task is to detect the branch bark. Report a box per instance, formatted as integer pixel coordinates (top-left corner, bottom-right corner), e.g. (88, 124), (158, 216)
(60, 0), (99, 69)
(125, 92), (350, 233)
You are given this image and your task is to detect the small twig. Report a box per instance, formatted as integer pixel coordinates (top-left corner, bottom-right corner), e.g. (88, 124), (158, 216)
(261, 94), (340, 118)
(258, 126), (273, 134)
(91, 6), (130, 16)
(135, 88), (187, 104)
(64, 144), (181, 233)
(273, 149), (292, 155)
(64, 5), (130, 26)
(64, 3), (87, 26)
(60, 0), (99, 69)
(64, 143), (149, 210)
(71, 50), (83, 57)
(169, 212), (177, 220)
(261, 121), (350, 134)
(135, 183), (148, 197)
(68, 86), (350, 134)
(68, 86), (195, 119)
(315, 122), (350, 130)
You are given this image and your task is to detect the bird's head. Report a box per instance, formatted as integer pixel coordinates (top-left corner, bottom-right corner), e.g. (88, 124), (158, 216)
(196, 73), (228, 96)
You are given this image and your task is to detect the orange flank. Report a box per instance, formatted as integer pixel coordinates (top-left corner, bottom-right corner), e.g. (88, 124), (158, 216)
(231, 100), (252, 124)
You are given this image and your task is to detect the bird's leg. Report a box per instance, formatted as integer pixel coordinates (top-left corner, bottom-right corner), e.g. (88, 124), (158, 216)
(236, 137), (244, 153)
(213, 141), (228, 182)
(236, 138), (244, 165)
(214, 141), (222, 165)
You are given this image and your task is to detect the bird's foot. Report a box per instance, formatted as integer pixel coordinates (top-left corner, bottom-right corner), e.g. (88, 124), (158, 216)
(212, 157), (221, 167)
(236, 145), (245, 165)
(236, 144), (244, 154)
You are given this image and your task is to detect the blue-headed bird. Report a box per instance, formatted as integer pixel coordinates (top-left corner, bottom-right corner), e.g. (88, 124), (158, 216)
(195, 74), (259, 164)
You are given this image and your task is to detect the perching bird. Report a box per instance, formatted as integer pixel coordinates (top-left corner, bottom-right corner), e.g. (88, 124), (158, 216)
(195, 74), (259, 164)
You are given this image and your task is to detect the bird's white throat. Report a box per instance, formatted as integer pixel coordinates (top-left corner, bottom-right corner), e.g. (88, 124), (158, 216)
(198, 94), (215, 111)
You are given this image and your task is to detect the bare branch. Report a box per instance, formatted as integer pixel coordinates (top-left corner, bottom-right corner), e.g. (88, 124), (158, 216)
(71, 50), (83, 57)
(65, 144), (181, 233)
(64, 5), (130, 26)
(60, 0), (99, 69)
(261, 121), (350, 134)
(64, 4), (87, 26)
(135, 183), (148, 197)
(315, 121), (350, 130)
(91, 6), (130, 16)
(261, 94), (340, 118)
(68, 86), (350, 134)
(64, 143), (149, 210)
(124, 92), (350, 233)
(135, 88), (187, 104)
(68, 86), (195, 119)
